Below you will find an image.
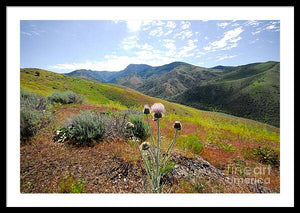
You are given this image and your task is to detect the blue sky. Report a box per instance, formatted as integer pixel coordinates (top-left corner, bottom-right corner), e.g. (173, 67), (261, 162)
(20, 20), (280, 73)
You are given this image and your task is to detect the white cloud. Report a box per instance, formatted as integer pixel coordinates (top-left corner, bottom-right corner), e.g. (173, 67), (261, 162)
(251, 22), (280, 35)
(203, 27), (243, 51)
(48, 57), (137, 71)
(266, 25), (276, 30)
(149, 27), (164, 37)
(231, 23), (240, 27)
(177, 39), (198, 57)
(164, 42), (176, 50)
(252, 30), (261, 35)
(164, 30), (173, 36)
(142, 20), (175, 33)
(215, 55), (237, 61)
(153, 20), (165, 26)
(21, 24), (45, 37)
(173, 30), (193, 40)
(244, 20), (260, 27)
(163, 39), (175, 43)
(166, 21), (176, 29)
(138, 43), (154, 51)
(126, 20), (142, 32)
(141, 20), (166, 31)
(217, 22), (230, 28)
(181, 21), (191, 30)
(112, 20), (123, 24)
(221, 42), (238, 50)
(21, 31), (32, 36)
(49, 52), (180, 72)
(121, 35), (138, 50)
(250, 38), (259, 44)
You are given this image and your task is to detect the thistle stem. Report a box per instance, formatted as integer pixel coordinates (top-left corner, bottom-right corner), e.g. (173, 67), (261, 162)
(131, 132), (153, 191)
(161, 130), (178, 171)
(146, 114), (156, 148)
(155, 119), (161, 192)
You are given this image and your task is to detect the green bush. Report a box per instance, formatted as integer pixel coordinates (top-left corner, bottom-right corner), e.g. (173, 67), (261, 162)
(176, 134), (204, 154)
(20, 90), (52, 142)
(20, 108), (42, 141)
(58, 175), (85, 193)
(119, 109), (143, 118)
(128, 114), (150, 141)
(252, 146), (280, 167)
(21, 89), (50, 111)
(47, 90), (84, 104)
(62, 110), (108, 143)
(103, 109), (115, 117)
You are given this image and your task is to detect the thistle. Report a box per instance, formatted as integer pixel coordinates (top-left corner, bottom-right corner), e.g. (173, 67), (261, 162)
(151, 103), (165, 119)
(143, 104), (150, 115)
(128, 103), (181, 193)
(125, 122), (134, 130)
(173, 121), (182, 130)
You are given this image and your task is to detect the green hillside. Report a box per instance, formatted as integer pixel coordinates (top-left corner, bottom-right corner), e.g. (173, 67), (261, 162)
(170, 62), (280, 127)
(20, 68), (192, 116)
(65, 61), (280, 127)
(20, 68), (279, 140)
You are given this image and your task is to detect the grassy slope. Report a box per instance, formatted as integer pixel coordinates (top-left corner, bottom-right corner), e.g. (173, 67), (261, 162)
(65, 61), (280, 127)
(21, 67), (280, 192)
(21, 68), (279, 142)
(170, 62), (280, 127)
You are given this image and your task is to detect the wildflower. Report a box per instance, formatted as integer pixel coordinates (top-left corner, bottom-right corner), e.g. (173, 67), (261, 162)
(151, 103), (165, 119)
(140, 141), (150, 151)
(173, 121), (182, 130)
(143, 104), (150, 115)
(125, 122), (134, 130)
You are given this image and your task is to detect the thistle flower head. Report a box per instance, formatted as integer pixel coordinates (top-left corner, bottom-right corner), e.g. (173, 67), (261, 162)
(143, 104), (150, 115)
(125, 122), (134, 130)
(140, 141), (150, 151)
(151, 103), (165, 119)
(173, 121), (182, 130)
(151, 103), (165, 114)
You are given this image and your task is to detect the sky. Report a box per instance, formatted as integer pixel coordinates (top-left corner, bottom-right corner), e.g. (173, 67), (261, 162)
(20, 20), (280, 73)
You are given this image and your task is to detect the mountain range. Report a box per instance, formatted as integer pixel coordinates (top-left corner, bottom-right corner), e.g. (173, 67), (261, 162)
(65, 61), (280, 127)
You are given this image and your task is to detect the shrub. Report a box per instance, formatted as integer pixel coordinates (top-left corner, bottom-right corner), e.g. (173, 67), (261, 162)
(21, 90), (50, 111)
(119, 109), (143, 117)
(21, 108), (42, 141)
(20, 90), (52, 142)
(58, 175), (85, 193)
(176, 134), (204, 154)
(103, 109), (115, 117)
(47, 90), (84, 104)
(252, 146), (280, 167)
(62, 110), (108, 143)
(128, 114), (150, 141)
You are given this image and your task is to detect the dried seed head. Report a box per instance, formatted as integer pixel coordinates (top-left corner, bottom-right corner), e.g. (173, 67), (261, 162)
(154, 112), (163, 119)
(173, 121), (182, 130)
(140, 141), (150, 150)
(125, 122), (134, 129)
(143, 104), (150, 115)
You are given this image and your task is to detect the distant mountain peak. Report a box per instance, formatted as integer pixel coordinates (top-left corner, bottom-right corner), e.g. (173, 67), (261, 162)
(211, 65), (235, 70)
(124, 63), (152, 70)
